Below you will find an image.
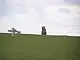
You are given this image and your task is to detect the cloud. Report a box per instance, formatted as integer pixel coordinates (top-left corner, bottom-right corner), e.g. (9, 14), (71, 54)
(58, 8), (71, 13)
(64, 0), (80, 5)
(44, 5), (80, 35)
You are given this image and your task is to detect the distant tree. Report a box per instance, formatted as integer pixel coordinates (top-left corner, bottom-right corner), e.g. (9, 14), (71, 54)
(17, 31), (21, 35)
(41, 26), (47, 35)
(8, 28), (21, 36)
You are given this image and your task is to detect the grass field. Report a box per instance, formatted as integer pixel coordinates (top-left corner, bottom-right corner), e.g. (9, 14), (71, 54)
(0, 34), (80, 60)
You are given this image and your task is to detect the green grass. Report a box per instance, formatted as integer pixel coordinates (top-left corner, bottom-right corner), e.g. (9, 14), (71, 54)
(0, 34), (80, 60)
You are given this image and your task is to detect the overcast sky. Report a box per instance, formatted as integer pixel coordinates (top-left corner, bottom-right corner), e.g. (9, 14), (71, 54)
(0, 0), (80, 36)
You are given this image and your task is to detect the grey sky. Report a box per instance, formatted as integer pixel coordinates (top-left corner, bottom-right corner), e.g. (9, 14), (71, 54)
(64, 0), (80, 5)
(0, 0), (6, 17)
(0, 0), (80, 36)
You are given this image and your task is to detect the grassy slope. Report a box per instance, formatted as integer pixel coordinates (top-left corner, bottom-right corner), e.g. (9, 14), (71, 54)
(0, 34), (80, 60)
